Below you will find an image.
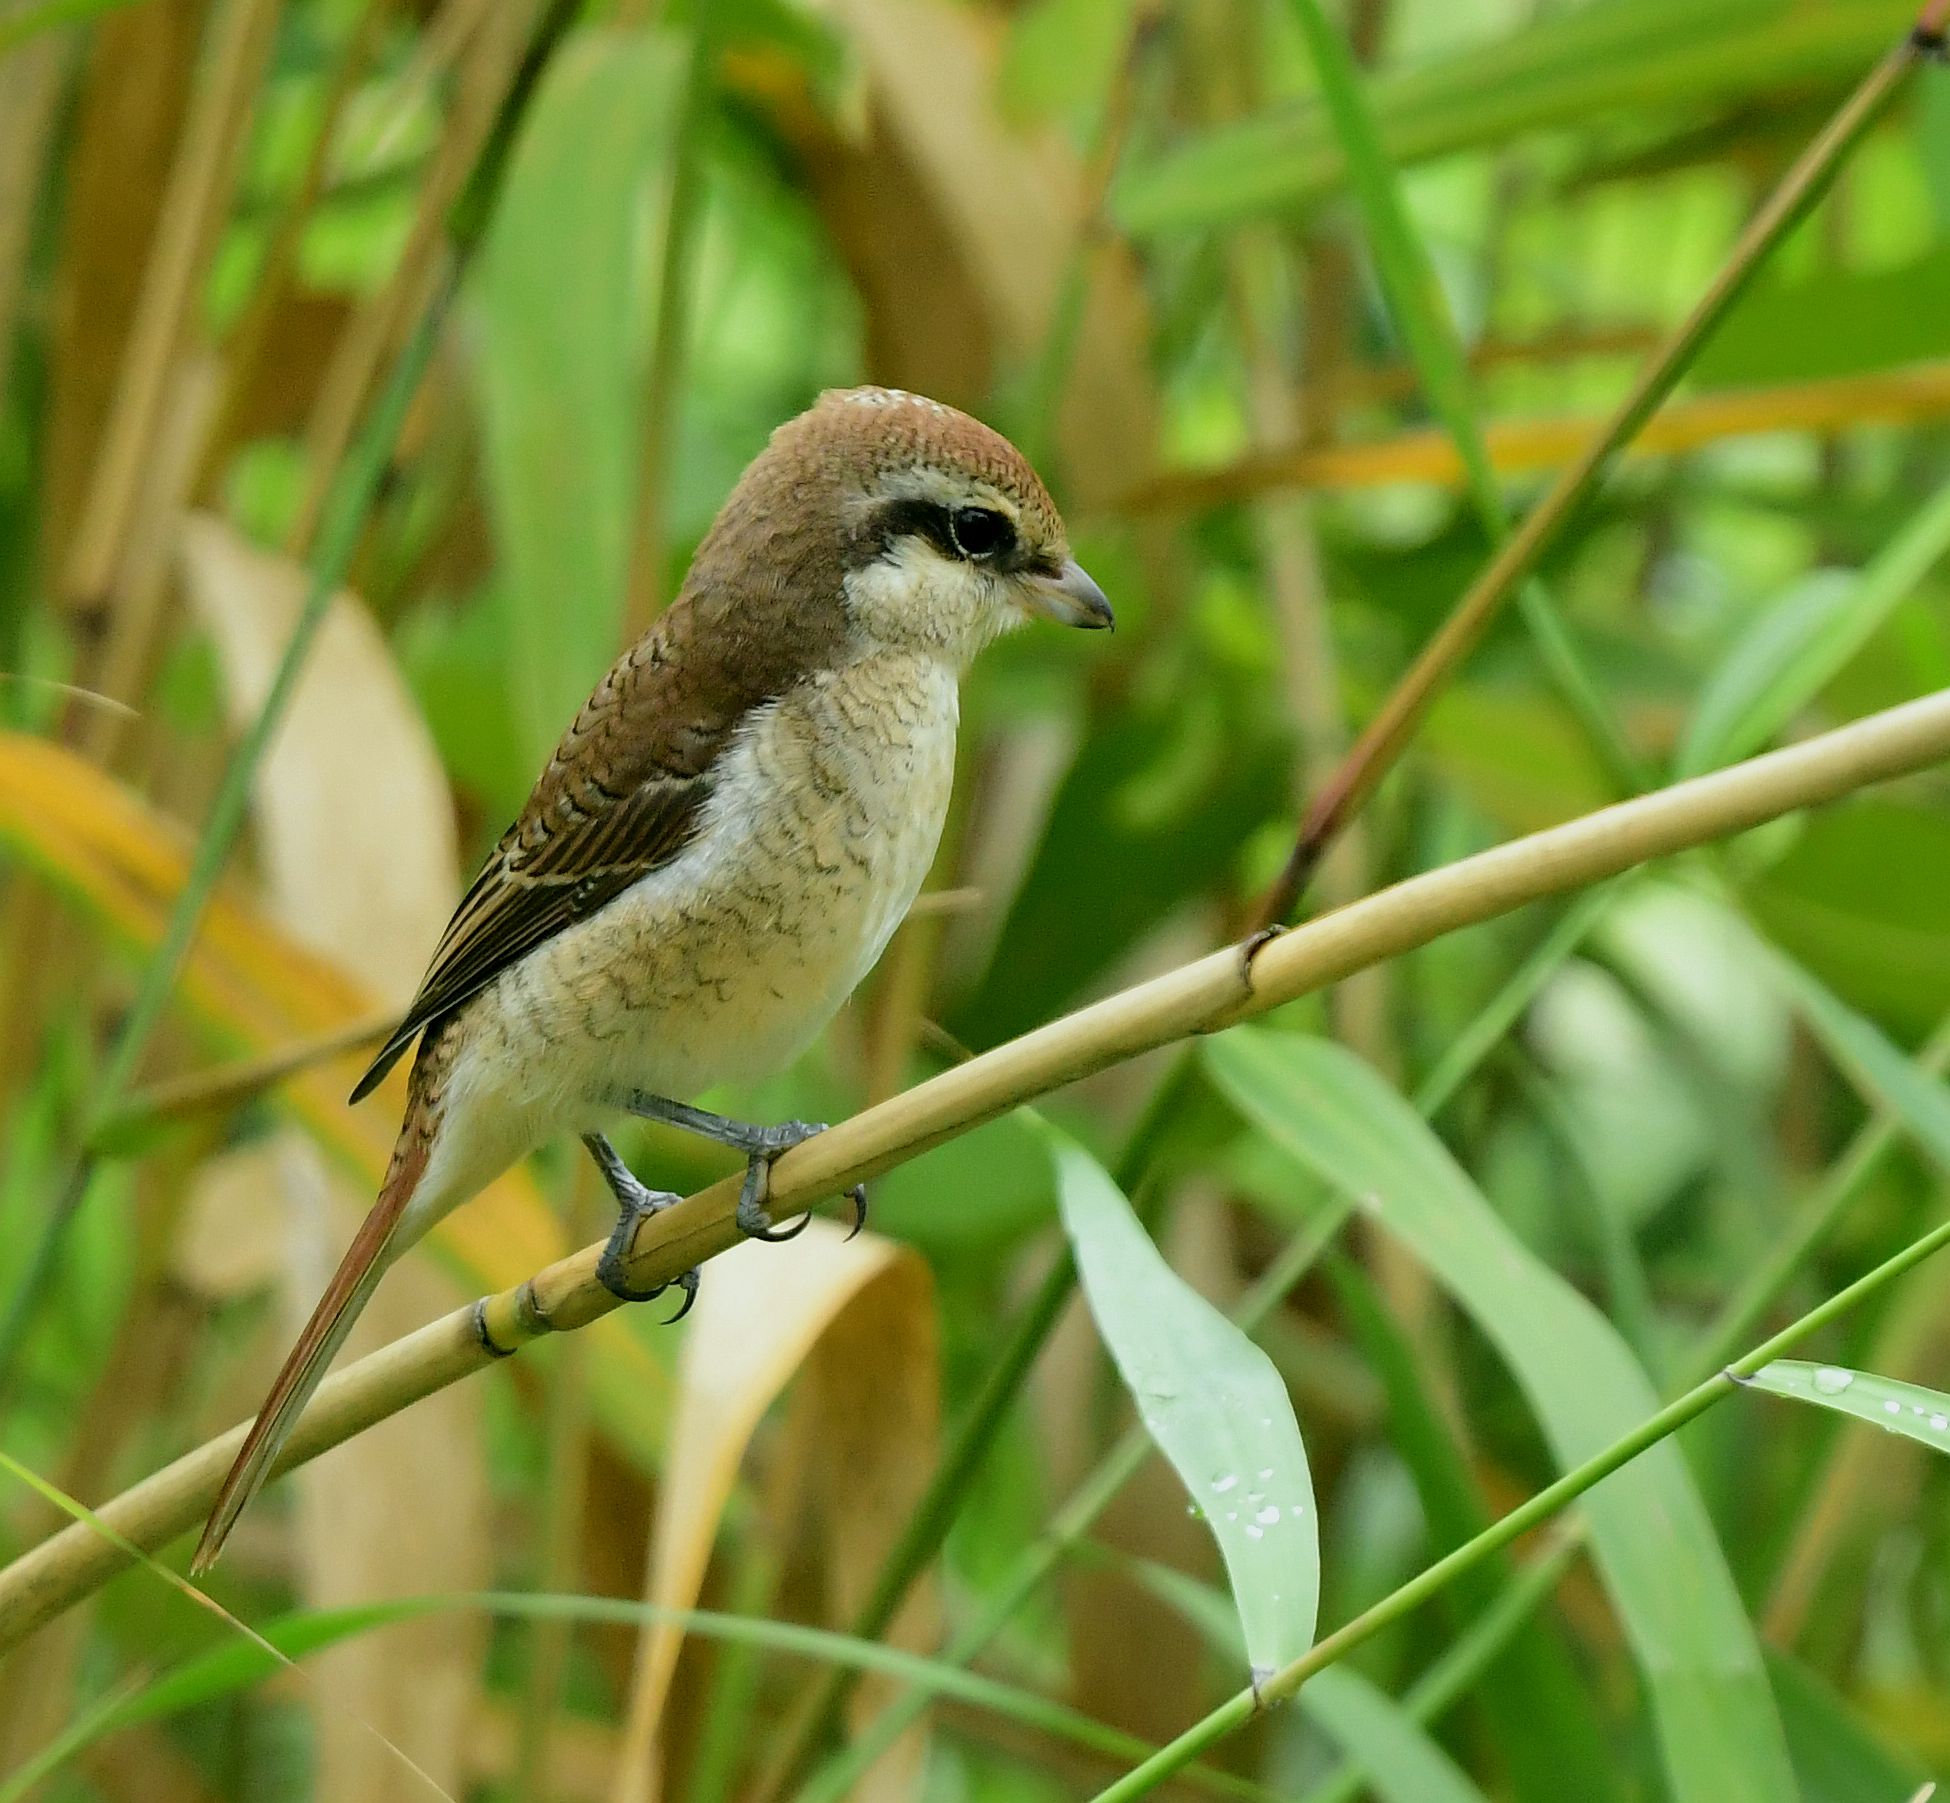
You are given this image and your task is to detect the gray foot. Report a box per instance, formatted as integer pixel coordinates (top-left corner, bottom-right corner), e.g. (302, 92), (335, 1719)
(582, 1133), (698, 1320)
(735, 1119), (824, 1242)
(606, 1097), (868, 1243)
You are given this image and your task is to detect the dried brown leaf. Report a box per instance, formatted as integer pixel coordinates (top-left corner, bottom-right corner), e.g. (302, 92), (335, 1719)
(612, 1222), (939, 1803)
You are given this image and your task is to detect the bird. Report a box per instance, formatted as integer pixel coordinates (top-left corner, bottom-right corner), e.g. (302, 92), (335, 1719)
(191, 386), (1113, 1573)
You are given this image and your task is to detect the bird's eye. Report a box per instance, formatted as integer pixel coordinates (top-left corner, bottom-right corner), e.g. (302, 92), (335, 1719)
(948, 506), (1015, 560)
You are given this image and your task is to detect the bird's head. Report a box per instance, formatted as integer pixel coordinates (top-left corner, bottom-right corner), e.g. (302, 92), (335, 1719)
(702, 387), (1112, 668)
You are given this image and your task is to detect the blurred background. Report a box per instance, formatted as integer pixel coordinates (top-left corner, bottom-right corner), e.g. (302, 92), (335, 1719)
(3, 0), (1950, 1797)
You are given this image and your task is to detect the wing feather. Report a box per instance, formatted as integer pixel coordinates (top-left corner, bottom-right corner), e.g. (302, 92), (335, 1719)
(350, 468), (856, 1105)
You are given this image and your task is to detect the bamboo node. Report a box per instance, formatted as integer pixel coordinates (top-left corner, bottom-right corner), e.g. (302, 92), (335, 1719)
(474, 1279), (549, 1355)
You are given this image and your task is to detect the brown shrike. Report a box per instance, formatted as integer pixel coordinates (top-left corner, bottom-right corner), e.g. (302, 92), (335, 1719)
(193, 387), (1112, 1571)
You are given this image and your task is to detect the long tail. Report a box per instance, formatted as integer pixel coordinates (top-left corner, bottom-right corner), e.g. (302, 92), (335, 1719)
(191, 1110), (436, 1575)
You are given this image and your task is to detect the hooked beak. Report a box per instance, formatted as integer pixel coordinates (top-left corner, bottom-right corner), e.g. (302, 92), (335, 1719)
(1025, 559), (1115, 630)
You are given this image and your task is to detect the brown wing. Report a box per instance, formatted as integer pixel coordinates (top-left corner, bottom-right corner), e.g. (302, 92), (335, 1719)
(349, 775), (709, 1101)
(350, 580), (820, 1103)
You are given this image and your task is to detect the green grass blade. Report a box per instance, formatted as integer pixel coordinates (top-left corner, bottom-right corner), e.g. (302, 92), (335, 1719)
(1299, 1668), (1493, 1803)
(791, 902), (1635, 1803)
(1203, 1027), (1797, 1803)
(1042, 1121), (1319, 1676)
(1741, 1360), (1950, 1457)
(9, 1589), (1280, 1803)
(475, 27), (686, 766)
(1088, 1198), (1950, 1800)
(1678, 472), (1950, 776)
(1282, 0), (1640, 792)
(1325, 1256), (1619, 1803)
(1764, 1647), (1932, 1803)
(0, 273), (457, 1389)
(1113, 0), (1917, 233)
(1762, 946), (1950, 1172)
(1107, 1550), (1493, 1803)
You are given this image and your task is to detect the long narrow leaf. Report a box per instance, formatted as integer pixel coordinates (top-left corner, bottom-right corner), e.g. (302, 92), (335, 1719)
(1203, 1027), (1797, 1803)
(1114, 0), (1917, 232)
(1042, 1122), (1319, 1677)
(1762, 944), (1950, 1173)
(8, 1590), (1235, 1799)
(476, 28), (684, 765)
(1742, 1361), (1950, 1458)
(1678, 472), (1950, 775)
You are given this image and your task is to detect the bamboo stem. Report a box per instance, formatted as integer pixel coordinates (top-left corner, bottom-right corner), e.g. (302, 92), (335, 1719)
(88, 1011), (400, 1150)
(1252, 15), (1932, 922)
(8, 683), (1950, 1655)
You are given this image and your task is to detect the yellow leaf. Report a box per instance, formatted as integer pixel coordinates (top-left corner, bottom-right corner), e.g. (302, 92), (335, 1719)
(0, 728), (669, 1449)
(180, 511), (489, 1799)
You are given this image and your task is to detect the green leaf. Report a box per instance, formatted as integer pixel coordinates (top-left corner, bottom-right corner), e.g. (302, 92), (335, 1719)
(1677, 473), (1950, 776)
(474, 28), (685, 766)
(1691, 251), (1950, 387)
(1741, 1360), (1950, 1458)
(1203, 1028), (1798, 1803)
(1112, 0), (1917, 233)
(1745, 800), (1950, 1034)
(1299, 1668), (1492, 1803)
(1761, 946), (1950, 1174)
(1764, 1647), (1930, 1803)
(1040, 1122), (1319, 1676)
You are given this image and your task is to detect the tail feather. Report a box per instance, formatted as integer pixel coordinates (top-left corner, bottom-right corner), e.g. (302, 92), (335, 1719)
(191, 1124), (432, 1575)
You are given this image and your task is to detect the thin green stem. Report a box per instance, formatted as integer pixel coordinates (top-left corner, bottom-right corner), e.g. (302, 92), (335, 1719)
(1294, 1534), (1580, 1803)
(794, 1214), (1343, 1803)
(1281, 0), (1643, 797)
(1086, 1197), (1950, 1800)
(1414, 885), (1617, 1119)
(1256, 15), (1927, 923)
(1294, 999), (1950, 1803)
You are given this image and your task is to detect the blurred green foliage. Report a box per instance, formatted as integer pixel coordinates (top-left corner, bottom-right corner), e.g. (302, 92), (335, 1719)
(3, 0), (1950, 1797)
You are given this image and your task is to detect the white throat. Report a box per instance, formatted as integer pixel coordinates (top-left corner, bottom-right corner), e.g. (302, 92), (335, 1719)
(842, 539), (1025, 668)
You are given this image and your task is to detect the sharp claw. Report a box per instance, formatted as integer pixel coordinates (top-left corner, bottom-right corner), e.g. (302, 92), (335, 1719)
(753, 1209), (813, 1243)
(593, 1159), (685, 1304)
(598, 1253), (668, 1305)
(733, 1124), (850, 1244)
(663, 1270), (700, 1324)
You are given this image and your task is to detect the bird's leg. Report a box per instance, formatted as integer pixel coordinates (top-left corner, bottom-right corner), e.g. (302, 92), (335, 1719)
(605, 1090), (868, 1242)
(581, 1133), (698, 1321)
